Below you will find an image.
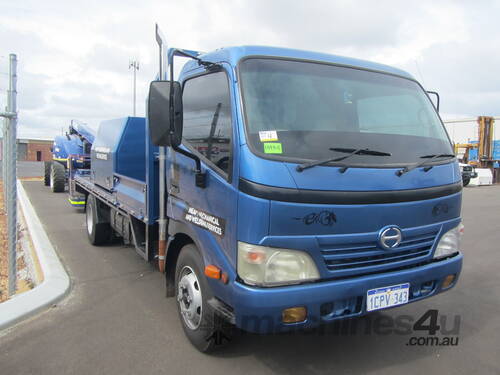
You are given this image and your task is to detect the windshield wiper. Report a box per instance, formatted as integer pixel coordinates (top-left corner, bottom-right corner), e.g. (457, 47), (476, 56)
(296, 148), (392, 172)
(396, 154), (455, 177)
(329, 147), (392, 157)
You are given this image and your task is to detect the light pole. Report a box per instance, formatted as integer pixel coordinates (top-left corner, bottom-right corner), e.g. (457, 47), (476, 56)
(129, 59), (139, 117)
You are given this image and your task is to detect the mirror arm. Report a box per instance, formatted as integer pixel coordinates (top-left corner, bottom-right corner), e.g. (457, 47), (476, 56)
(171, 144), (206, 188)
(170, 48), (220, 70)
(171, 144), (201, 170)
(168, 54), (175, 136)
(427, 91), (440, 112)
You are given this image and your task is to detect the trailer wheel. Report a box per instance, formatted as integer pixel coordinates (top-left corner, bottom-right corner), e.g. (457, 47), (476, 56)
(462, 177), (470, 187)
(86, 195), (111, 245)
(43, 161), (52, 186)
(50, 162), (65, 192)
(175, 244), (232, 352)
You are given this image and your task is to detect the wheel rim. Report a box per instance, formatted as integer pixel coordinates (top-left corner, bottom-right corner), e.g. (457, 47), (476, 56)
(177, 266), (203, 330)
(86, 202), (93, 236)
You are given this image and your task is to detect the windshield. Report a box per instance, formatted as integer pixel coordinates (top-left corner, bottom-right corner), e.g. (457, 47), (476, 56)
(239, 58), (453, 167)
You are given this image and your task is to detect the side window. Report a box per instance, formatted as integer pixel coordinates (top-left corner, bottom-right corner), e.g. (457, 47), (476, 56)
(182, 72), (232, 176)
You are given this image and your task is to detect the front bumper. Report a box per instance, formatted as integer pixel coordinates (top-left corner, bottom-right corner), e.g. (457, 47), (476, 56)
(231, 253), (462, 333)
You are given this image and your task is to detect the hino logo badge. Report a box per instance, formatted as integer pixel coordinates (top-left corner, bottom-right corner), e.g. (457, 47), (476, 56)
(379, 226), (402, 249)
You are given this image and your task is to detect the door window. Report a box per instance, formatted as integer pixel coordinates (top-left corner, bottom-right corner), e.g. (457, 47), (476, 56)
(182, 72), (232, 176)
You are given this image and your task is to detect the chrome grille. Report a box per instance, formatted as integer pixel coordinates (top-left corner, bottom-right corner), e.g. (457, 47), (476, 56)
(320, 230), (438, 272)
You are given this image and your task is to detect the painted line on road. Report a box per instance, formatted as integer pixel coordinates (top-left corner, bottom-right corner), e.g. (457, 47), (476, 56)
(0, 180), (70, 331)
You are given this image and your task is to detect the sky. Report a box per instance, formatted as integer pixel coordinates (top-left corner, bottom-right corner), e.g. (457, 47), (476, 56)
(0, 0), (499, 141)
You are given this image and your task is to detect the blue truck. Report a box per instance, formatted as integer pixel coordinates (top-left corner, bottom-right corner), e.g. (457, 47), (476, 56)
(71, 27), (463, 352)
(44, 121), (94, 206)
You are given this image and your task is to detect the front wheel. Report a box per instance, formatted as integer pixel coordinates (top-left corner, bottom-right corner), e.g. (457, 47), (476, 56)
(462, 177), (470, 187)
(175, 244), (232, 352)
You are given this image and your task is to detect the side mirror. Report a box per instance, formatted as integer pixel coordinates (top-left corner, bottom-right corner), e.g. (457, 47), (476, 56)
(148, 80), (183, 146)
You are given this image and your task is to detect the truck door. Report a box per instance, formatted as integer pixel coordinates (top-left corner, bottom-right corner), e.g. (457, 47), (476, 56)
(167, 69), (238, 269)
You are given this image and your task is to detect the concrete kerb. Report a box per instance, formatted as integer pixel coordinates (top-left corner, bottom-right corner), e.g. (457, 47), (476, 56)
(0, 180), (70, 330)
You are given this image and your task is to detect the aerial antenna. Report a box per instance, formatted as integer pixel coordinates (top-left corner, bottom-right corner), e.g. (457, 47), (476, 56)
(414, 59), (426, 87)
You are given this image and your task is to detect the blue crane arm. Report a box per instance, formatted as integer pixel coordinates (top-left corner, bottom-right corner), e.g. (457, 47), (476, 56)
(69, 122), (95, 144)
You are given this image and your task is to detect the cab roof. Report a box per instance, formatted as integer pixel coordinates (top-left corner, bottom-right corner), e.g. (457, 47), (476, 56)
(181, 45), (415, 80)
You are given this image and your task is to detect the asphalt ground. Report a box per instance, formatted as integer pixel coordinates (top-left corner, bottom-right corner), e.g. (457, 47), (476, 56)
(0, 181), (499, 375)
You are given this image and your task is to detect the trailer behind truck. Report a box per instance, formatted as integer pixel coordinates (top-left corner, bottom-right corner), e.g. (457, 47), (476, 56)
(70, 26), (463, 352)
(44, 121), (94, 206)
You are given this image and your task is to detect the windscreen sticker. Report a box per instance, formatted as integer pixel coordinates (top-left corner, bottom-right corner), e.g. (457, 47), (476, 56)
(184, 207), (225, 237)
(259, 130), (278, 142)
(263, 142), (283, 154)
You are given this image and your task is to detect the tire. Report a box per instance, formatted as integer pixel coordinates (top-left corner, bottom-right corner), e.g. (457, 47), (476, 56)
(43, 161), (51, 186)
(462, 177), (470, 187)
(86, 195), (112, 245)
(175, 244), (232, 352)
(50, 162), (65, 192)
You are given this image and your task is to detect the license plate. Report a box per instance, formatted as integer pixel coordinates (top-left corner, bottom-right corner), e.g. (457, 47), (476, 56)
(367, 283), (410, 312)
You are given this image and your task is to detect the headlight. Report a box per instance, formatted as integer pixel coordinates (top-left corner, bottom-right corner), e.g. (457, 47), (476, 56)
(237, 242), (319, 287)
(434, 224), (463, 259)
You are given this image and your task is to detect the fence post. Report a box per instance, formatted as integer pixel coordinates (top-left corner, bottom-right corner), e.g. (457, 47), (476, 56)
(2, 54), (18, 297)
(2, 110), (7, 200)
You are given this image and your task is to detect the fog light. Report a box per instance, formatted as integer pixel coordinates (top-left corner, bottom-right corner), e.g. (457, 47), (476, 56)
(282, 307), (307, 323)
(442, 274), (456, 289)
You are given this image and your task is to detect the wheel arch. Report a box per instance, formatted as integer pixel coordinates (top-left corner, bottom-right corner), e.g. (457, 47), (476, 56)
(165, 231), (195, 297)
(165, 219), (234, 302)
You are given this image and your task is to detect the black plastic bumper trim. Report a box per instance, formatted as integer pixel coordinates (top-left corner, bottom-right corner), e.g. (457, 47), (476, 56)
(239, 178), (462, 205)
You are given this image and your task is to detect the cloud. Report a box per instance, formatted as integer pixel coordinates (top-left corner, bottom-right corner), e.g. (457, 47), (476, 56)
(85, 43), (138, 74)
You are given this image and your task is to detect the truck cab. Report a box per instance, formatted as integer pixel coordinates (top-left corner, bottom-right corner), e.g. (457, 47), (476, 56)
(78, 42), (463, 352)
(148, 46), (463, 349)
